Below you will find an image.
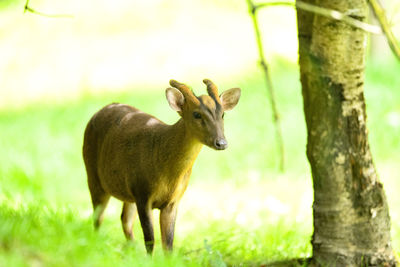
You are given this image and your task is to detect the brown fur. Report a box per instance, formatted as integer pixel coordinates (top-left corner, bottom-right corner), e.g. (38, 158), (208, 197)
(82, 80), (240, 253)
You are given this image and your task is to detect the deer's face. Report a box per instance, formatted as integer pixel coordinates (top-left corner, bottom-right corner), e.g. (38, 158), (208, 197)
(186, 95), (227, 150)
(166, 79), (241, 151)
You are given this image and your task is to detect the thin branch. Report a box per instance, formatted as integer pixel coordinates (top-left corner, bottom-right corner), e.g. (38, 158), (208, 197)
(255, 1), (382, 35)
(24, 0), (73, 18)
(296, 1), (381, 34)
(255, 1), (294, 9)
(247, 0), (285, 172)
(369, 0), (400, 60)
(183, 238), (227, 256)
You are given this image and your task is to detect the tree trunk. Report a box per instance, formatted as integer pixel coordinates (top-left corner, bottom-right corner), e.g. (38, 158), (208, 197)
(296, 0), (396, 266)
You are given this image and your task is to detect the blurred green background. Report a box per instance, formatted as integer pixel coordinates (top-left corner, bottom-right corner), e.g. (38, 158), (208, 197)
(0, 0), (399, 266)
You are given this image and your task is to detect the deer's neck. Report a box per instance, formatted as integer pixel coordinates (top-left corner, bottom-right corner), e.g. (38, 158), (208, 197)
(163, 119), (202, 172)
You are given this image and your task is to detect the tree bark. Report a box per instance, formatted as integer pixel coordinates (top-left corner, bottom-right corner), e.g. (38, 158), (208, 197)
(296, 0), (396, 266)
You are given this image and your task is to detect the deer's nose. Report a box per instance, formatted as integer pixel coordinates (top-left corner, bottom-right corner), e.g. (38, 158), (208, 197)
(214, 138), (228, 150)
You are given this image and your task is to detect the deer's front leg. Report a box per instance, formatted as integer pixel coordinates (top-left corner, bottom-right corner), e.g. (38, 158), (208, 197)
(137, 202), (154, 254)
(160, 203), (178, 251)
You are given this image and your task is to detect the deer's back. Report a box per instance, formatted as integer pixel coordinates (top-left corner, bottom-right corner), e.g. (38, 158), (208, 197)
(83, 103), (140, 160)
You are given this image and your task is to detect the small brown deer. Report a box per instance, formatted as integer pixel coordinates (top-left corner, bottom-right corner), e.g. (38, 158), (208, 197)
(82, 79), (241, 253)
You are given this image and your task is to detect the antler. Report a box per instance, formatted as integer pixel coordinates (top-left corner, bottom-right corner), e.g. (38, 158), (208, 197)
(203, 79), (221, 104)
(169, 80), (200, 105)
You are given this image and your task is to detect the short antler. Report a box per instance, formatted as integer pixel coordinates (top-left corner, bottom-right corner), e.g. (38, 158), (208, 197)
(170, 80), (200, 105)
(203, 79), (221, 104)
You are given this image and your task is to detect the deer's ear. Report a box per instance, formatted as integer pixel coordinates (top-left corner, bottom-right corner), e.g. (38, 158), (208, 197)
(166, 87), (185, 112)
(220, 88), (241, 111)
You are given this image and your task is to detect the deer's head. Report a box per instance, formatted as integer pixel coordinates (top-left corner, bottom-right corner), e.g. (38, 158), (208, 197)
(166, 79), (241, 150)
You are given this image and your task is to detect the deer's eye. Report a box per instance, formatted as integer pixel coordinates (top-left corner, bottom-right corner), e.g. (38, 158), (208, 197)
(222, 113), (225, 119)
(193, 112), (202, 119)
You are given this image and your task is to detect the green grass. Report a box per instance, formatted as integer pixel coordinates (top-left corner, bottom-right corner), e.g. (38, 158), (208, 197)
(0, 57), (399, 266)
(0, 201), (311, 266)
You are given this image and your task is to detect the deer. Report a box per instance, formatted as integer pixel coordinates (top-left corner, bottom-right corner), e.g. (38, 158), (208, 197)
(82, 79), (241, 254)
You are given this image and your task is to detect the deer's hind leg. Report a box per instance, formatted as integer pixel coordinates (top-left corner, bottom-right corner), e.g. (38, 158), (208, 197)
(121, 202), (137, 240)
(92, 194), (110, 229)
(87, 171), (110, 229)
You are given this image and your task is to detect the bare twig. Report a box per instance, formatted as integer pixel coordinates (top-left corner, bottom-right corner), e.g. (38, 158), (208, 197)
(183, 230), (255, 256)
(247, 0), (285, 172)
(183, 238), (227, 256)
(255, 1), (382, 34)
(369, 0), (400, 60)
(24, 0), (73, 18)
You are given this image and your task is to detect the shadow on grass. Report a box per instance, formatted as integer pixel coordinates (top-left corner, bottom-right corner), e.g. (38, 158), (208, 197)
(261, 257), (310, 267)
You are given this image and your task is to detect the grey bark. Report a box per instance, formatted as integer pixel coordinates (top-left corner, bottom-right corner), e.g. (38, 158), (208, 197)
(296, 0), (396, 265)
